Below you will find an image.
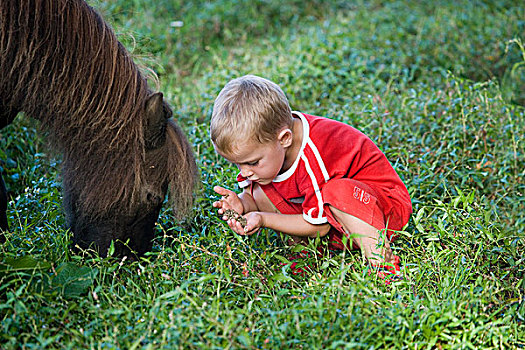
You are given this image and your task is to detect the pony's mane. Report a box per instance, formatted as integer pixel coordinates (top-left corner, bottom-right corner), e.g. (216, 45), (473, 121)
(0, 0), (196, 217)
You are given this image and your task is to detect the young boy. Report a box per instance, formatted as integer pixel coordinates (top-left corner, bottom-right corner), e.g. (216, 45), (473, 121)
(211, 75), (412, 276)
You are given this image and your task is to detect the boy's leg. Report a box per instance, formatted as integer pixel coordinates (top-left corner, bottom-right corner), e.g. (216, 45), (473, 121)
(251, 184), (306, 245)
(328, 206), (394, 264)
(322, 178), (395, 264)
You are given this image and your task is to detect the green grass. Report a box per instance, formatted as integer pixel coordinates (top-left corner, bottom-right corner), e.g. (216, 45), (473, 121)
(1, 0), (524, 348)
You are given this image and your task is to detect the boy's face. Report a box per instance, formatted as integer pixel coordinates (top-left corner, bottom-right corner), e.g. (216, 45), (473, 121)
(216, 133), (291, 185)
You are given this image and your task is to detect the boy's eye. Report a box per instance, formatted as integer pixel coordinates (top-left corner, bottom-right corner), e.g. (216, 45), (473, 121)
(247, 160), (259, 166)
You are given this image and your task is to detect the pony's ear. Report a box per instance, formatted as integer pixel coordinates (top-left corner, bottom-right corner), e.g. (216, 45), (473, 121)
(144, 92), (169, 150)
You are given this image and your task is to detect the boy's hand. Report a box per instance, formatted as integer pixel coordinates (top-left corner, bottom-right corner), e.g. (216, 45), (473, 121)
(236, 212), (263, 236)
(223, 211), (263, 236)
(212, 186), (244, 220)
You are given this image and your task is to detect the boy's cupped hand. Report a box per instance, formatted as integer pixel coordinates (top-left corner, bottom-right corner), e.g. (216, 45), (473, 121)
(213, 186), (244, 215)
(212, 186), (262, 236)
(237, 212), (263, 236)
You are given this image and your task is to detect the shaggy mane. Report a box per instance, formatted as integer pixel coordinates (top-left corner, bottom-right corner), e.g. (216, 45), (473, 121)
(0, 0), (196, 218)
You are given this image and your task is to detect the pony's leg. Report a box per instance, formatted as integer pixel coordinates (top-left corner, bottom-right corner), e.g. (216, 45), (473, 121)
(0, 174), (8, 242)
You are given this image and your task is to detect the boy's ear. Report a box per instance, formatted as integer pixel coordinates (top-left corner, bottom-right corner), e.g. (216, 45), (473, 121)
(278, 128), (293, 147)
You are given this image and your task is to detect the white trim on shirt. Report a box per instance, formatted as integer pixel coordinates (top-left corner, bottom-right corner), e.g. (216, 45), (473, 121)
(301, 154), (324, 219)
(238, 179), (251, 188)
(303, 212), (328, 225)
(273, 111), (310, 183)
(307, 139), (330, 183)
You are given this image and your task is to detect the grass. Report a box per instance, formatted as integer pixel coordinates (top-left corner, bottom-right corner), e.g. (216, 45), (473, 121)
(1, 0), (524, 348)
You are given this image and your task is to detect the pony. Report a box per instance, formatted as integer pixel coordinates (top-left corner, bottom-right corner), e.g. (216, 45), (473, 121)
(0, 0), (198, 257)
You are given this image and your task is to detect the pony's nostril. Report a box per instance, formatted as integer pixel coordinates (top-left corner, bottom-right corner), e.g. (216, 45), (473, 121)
(147, 192), (159, 203)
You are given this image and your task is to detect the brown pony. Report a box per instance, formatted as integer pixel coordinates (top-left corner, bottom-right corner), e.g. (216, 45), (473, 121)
(0, 0), (198, 257)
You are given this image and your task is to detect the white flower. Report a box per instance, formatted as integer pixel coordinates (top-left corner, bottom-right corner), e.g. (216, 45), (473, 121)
(170, 21), (183, 28)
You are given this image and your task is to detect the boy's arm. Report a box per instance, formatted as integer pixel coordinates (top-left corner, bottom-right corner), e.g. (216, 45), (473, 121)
(241, 211), (331, 238)
(238, 189), (258, 214)
(213, 185), (256, 215)
(260, 212), (331, 237)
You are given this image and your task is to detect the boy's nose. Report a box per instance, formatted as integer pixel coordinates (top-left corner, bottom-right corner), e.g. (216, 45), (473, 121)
(240, 167), (253, 178)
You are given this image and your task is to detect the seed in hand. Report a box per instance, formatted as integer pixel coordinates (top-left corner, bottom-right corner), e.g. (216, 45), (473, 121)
(224, 209), (247, 227)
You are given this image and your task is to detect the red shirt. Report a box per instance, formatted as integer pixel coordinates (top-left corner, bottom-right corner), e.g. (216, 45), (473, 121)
(238, 112), (412, 230)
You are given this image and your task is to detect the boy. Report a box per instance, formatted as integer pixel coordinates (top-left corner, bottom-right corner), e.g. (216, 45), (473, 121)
(211, 75), (412, 277)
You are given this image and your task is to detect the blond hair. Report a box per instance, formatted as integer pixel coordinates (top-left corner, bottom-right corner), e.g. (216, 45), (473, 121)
(210, 75), (293, 155)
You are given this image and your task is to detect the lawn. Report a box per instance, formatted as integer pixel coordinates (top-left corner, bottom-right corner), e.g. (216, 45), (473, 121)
(1, 0), (524, 348)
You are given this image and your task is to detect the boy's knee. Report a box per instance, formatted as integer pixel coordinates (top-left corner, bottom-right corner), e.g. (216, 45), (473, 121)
(328, 205), (367, 227)
(322, 178), (375, 203)
(251, 184), (266, 205)
(321, 178), (343, 196)
(322, 178), (386, 231)
(252, 184), (279, 213)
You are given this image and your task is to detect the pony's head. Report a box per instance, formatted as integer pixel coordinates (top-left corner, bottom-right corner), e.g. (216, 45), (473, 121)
(62, 92), (198, 258)
(0, 0), (198, 258)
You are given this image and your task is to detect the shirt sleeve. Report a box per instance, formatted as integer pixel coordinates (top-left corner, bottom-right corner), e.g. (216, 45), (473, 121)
(299, 167), (328, 225)
(236, 173), (251, 189)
